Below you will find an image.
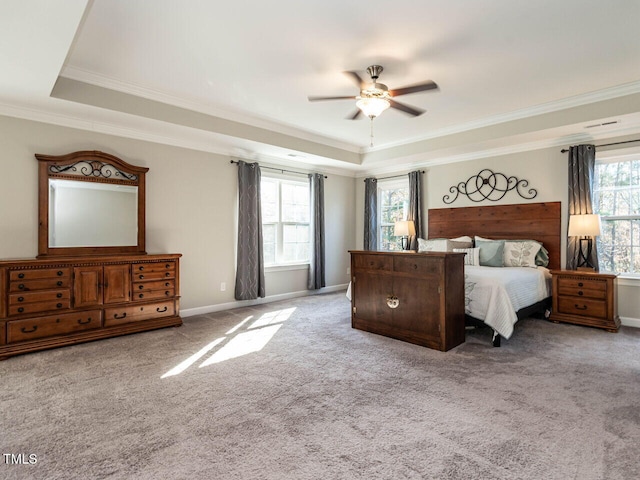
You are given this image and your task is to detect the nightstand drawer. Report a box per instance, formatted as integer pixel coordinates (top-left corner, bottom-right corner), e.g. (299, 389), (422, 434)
(557, 296), (607, 319)
(557, 284), (606, 300)
(556, 276), (606, 297)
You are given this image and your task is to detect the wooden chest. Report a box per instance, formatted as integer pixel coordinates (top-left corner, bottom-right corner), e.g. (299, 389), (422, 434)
(349, 250), (466, 352)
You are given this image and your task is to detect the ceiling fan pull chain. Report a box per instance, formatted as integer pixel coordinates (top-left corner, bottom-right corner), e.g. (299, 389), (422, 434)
(370, 118), (374, 147)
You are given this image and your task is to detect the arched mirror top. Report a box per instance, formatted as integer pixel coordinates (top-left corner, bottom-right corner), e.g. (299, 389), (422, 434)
(36, 150), (148, 258)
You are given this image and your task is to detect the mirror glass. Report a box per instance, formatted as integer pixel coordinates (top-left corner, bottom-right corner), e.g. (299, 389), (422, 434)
(48, 179), (138, 247)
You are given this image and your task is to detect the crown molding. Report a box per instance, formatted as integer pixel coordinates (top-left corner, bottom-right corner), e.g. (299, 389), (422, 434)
(61, 65), (361, 154)
(363, 80), (640, 153)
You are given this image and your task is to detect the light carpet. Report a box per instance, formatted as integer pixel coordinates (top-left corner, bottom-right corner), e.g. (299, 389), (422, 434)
(1, 292), (639, 479)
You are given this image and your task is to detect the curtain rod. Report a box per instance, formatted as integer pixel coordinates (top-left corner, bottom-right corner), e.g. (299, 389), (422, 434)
(560, 139), (640, 153)
(229, 160), (327, 178)
(363, 170), (425, 182)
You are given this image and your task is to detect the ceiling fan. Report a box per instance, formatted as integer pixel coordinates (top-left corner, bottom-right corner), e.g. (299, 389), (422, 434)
(308, 65), (439, 120)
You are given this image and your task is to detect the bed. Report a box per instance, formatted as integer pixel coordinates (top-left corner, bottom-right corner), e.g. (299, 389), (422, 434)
(427, 202), (561, 346)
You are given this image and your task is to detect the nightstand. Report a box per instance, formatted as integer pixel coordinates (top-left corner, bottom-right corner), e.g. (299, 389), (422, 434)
(549, 270), (620, 332)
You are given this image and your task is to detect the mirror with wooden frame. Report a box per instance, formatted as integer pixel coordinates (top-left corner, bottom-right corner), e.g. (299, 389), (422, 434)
(36, 150), (148, 257)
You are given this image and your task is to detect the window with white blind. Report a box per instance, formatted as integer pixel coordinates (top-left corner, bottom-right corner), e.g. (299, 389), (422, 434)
(261, 177), (310, 266)
(593, 154), (640, 275)
(377, 178), (410, 251)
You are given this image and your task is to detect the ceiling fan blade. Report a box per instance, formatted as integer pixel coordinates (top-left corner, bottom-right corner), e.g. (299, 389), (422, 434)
(389, 99), (426, 117)
(308, 95), (357, 102)
(389, 80), (438, 97)
(347, 109), (362, 120)
(344, 70), (365, 88)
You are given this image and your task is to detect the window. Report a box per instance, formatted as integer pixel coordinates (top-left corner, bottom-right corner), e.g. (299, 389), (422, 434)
(377, 179), (410, 251)
(261, 177), (310, 266)
(593, 155), (640, 274)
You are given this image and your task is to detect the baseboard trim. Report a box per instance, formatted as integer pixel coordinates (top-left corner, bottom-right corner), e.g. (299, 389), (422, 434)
(181, 284), (349, 318)
(620, 316), (640, 328)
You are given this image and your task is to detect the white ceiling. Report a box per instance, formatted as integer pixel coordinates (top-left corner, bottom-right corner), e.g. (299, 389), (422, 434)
(1, 0), (640, 174)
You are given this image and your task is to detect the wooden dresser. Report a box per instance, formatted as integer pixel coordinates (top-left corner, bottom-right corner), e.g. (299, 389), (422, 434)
(349, 250), (465, 352)
(0, 254), (181, 360)
(549, 270), (619, 332)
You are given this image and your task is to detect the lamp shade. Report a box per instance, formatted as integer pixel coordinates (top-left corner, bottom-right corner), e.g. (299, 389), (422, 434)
(568, 214), (602, 237)
(356, 97), (391, 118)
(394, 220), (416, 237)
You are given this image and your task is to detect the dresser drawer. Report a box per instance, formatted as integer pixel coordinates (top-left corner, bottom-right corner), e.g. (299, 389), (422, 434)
(352, 255), (392, 272)
(557, 296), (607, 319)
(10, 268), (70, 282)
(133, 270), (176, 281)
(9, 289), (70, 305)
(104, 300), (176, 327)
(9, 277), (71, 293)
(7, 310), (102, 343)
(132, 262), (176, 274)
(557, 276), (606, 299)
(394, 255), (442, 276)
(132, 288), (175, 301)
(8, 299), (71, 316)
(133, 279), (174, 292)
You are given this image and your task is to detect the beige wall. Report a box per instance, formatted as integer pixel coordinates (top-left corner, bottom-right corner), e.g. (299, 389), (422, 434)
(0, 115), (356, 313)
(355, 143), (639, 323)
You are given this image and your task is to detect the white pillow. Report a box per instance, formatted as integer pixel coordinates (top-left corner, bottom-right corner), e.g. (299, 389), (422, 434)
(418, 238), (474, 252)
(451, 235), (473, 244)
(453, 247), (480, 266)
(503, 240), (541, 267)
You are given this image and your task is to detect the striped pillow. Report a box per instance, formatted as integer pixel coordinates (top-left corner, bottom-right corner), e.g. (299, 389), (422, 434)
(453, 247), (480, 266)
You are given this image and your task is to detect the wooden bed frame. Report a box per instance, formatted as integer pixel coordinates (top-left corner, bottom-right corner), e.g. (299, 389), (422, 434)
(428, 201), (562, 345)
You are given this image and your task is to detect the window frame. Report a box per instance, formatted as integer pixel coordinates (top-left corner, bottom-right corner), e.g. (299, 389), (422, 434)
(593, 150), (640, 277)
(376, 178), (410, 251)
(261, 174), (311, 268)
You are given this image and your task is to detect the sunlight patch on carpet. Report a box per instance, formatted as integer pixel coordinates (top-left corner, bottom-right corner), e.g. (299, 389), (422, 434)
(162, 308), (296, 377)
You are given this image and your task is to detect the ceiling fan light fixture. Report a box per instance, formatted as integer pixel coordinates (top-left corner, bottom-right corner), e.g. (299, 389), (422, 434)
(356, 96), (390, 118)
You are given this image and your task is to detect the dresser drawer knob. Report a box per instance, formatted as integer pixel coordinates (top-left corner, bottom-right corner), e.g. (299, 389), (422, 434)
(20, 325), (37, 334)
(18, 273), (25, 279)
(57, 271), (63, 276)
(165, 291), (170, 296)
(56, 303), (63, 308)
(139, 266), (144, 271)
(165, 282), (170, 287)
(165, 264), (171, 269)
(18, 297), (24, 302)
(114, 312), (127, 319)
(57, 281), (63, 286)
(575, 304), (588, 310)
(165, 273), (170, 277)
(139, 275), (144, 280)
(139, 285), (144, 290)
(18, 284), (25, 290)
(578, 291), (583, 296)
(18, 307), (24, 313)
(578, 282), (584, 287)
(139, 293), (144, 299)
(157, 306), (168, 313)
(56, 293), (63, 298)
(78, 318), (92, 325)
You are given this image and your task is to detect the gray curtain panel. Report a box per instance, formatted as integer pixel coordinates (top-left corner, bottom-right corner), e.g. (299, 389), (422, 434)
(308, 173), (326, 290)
(234, 161), (265, 300)
(567, 144), (599, 270)
(364, 178), (378, 250)
(408, 170), (424, 250)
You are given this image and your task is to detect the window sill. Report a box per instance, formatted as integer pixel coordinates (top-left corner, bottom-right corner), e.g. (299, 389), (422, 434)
(615, 275), (640, 287)
(265, 263), (309, 273)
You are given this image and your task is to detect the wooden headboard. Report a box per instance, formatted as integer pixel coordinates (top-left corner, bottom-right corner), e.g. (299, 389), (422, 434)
(427, 202), (561, 270)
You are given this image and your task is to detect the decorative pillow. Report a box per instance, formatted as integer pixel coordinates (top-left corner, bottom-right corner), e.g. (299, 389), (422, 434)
(475, 239), (505, 267)
(475, 236), (550, 267)
(453, 247), (480, 266)
(503, 240), (542, 267)
(449, 236), (473, 248)
(418, 238), (474, 252)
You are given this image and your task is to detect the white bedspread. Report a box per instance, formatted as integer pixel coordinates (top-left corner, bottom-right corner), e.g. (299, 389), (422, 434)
(465, 266), (551, 339)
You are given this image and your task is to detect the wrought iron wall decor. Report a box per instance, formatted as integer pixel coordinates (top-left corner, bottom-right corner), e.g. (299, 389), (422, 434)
(442, 168), (537, 204)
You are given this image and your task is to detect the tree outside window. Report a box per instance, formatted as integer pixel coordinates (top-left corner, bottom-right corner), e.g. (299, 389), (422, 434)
(378, 179), (409, 251)
(593, 157), (640, 274)
(261, 177), (310, 265)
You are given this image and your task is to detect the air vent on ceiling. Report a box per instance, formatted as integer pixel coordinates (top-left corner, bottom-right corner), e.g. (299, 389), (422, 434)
(585, 120), (619, 129)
